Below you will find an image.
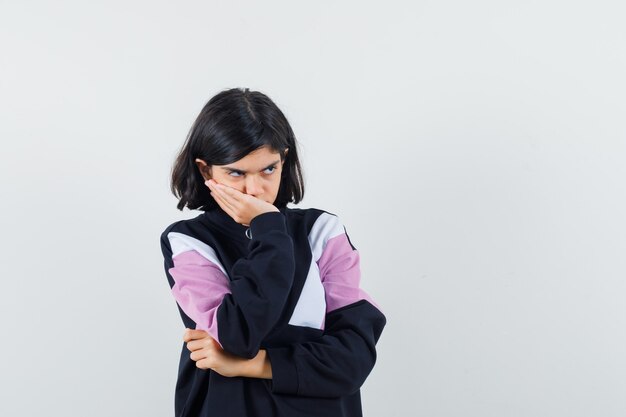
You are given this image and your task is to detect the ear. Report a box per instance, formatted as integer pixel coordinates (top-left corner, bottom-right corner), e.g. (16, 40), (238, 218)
(195, 158), (212, 180)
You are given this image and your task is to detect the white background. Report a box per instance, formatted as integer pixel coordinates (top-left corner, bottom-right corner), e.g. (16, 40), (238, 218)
(1, 1), (625, 416)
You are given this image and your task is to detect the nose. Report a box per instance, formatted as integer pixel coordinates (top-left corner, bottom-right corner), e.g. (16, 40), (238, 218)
(244, 175), (263, 197)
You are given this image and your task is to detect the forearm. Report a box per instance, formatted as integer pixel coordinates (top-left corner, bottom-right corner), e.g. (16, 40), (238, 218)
(216, 212), (296, 359)
(264, 300), (387, 397)
(239, 349), (273, 379)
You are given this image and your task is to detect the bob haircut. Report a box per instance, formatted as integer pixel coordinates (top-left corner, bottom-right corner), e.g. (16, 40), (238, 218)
(170, 87), (305, 212)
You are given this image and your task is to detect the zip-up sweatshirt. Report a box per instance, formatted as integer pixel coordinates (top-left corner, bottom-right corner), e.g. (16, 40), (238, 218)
(159, 204), (387, 417)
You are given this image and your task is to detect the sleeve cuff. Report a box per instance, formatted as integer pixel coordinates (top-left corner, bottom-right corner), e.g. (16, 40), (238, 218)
(249, 211), (286, 239)
(265, 346), (299, 395)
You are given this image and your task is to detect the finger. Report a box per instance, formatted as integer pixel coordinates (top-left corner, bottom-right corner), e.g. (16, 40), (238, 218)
(211, 190), (237, 216)
(196, 358), (211, 370)
(190, 349), (208, 362)
(212, 185), (242, 211)
(183, 328), (209, 342)
(215, 183), (244, 203)
(184, 329), (206, 338)
(186, 335), (216, 351)
(213, 194), (245, 226)
(207, 181), (235, 208)
(186, 340), (200, 351)
(206, 180), (229, 203)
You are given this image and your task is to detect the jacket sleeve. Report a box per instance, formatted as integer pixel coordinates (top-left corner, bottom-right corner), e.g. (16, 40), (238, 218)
(160, 211), (296, 359)
(264, 215), (387, 398)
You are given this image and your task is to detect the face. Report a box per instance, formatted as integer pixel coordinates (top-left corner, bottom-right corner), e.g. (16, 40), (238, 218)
(195, 146), (288, 205)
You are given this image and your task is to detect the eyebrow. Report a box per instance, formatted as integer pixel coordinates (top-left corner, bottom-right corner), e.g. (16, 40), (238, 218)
(220, 160), (280, 174)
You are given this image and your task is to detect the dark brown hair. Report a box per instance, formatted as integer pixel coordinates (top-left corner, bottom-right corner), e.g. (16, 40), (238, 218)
(169, 87), (305, 211)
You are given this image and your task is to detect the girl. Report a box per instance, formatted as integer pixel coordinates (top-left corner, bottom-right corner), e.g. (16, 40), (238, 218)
(160, 87), (386, 417)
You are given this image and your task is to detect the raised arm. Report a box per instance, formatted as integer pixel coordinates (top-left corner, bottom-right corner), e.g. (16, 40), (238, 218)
(160, 211), (295, 359)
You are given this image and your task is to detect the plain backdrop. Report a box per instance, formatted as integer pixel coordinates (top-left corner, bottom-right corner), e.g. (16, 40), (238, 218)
(1, 1), (625, 416)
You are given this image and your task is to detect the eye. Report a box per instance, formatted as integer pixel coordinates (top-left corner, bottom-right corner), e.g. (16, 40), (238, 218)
(228, 171), (242, 177)
(264, 166), (276, 174)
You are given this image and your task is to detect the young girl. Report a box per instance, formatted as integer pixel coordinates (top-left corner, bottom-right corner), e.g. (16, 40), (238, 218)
(160, 87), (386, 417)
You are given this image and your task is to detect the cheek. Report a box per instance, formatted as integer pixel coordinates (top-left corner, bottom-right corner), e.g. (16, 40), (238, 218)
(271, 175), (281, 186)
(220, 178), (245, 193)
(271, 179), (282, 194)
(212, 172), (229, 183)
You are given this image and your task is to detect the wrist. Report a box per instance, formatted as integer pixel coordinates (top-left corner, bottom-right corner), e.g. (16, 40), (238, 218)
(242, 349), (272, 379)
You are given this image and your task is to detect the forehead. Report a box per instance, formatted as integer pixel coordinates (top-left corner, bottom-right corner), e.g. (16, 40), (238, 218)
(221, 146), (281, 169)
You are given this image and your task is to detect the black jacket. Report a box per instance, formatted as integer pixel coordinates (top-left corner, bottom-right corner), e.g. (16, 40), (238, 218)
(160, 205), (387, 417)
